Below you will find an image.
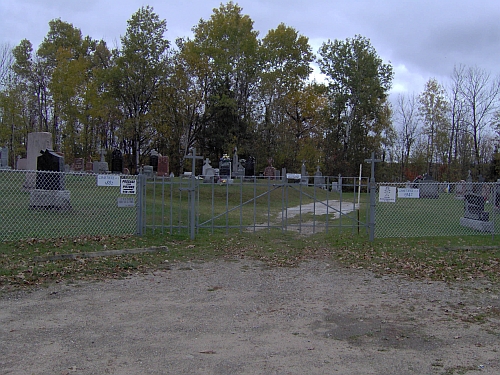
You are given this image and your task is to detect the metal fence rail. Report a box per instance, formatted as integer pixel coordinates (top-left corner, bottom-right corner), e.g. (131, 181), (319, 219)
(141, 175), (369, 237)
(375, 181), (500, 238)
(0, 169), (138, 241)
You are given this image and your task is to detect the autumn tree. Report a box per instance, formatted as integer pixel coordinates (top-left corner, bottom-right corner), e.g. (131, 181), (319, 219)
(181, 2), (259, 161)
(257, 23), (315, 170)
(317, 35), (393, 176)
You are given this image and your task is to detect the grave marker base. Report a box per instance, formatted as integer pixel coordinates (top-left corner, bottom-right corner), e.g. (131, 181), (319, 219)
(459, 217), (494, 233)
(29, 189), (72, 210)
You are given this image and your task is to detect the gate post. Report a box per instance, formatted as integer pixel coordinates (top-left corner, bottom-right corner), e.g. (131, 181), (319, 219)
(184, 148), (203, 240)
(136, 174), (146, 236)
(364, 152), (382, 242)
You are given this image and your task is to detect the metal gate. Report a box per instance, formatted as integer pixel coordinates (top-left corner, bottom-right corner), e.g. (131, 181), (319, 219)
(138, 175), (370, 239)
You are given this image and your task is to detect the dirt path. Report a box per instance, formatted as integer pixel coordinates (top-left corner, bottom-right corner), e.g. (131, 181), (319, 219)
(1, 259), (499, 374)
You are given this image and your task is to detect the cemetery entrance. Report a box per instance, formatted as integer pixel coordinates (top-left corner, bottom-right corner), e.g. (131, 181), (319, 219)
(139, 175), (369, 239)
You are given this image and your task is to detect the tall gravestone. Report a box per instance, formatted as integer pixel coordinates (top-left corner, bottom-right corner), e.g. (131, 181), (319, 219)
(0, 147), (9, 168)
(459, 176), (493, 232)
(30, 149), (71, 210)
(150, 151), (159, 172)
(157, 156), (169, 177)
(245, 156), (255, 177)
(111, 149), (123, 174)
(263, 158), (276, 180)
(24, 132), (53, 190)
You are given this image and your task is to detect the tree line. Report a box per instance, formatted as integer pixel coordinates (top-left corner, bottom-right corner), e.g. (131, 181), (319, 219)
(0, 2), (499, 181)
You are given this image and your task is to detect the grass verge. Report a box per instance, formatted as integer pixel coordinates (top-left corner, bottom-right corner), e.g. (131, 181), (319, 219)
(1, 230), (499, 294)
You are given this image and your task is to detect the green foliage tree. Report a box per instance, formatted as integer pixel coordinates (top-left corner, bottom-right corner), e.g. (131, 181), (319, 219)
(110, 6), (170, 171)
(317, 35), (393, 176)
(258, 23), (315, 170)
(181, 2), (259, 161)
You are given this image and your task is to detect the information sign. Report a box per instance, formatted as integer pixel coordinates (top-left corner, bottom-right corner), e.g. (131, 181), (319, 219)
(379, 186), (397, 203)
(97, 174), (120, 187)
(120, 179), (137, 194)
(398, 188), (420, 198)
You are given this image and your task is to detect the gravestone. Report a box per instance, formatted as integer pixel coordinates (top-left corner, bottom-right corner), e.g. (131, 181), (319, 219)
(263, 158), (276, 180)
(24, 132), (53, 189)
(36, 149), (65, 190)
(143, 165), (154, 178)
(314, 165), (325, 188)
(235, 160), (245, 178)
(455, 180), (466, 200)
(460, 193), (493, 232)
(219, 154), (231, 178)
(17, 156), (27, 170)
(30, 149), (71, 210)
(232, 147), (239, 175)
(150, 151), (159, 172)
(202, 158), (212, 176)
(203, 167), (215, 183)
(85, 156), (93, 173)
(300, 162), (308, 185)
(245, 156), (255, 177)
(0, 147), (9, 168)
(157, 156), (169, 177)
(93, 150), (109, 174)
(111, 149), (123, 174)
(73, 157), (84, 172)
(419, 174), (439, 198)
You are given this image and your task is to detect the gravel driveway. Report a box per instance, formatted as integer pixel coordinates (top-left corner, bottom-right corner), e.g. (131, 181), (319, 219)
(1, 259), (499, 374)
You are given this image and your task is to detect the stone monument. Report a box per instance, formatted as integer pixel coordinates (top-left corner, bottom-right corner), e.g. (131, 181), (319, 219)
(111, 149), (123, 174)
(263, 158), (276, 179)
(157, 155), (169, 177)
(0, 147), (9, 168)
(24, 132), (53, 189)
(30, 149), (71, 210)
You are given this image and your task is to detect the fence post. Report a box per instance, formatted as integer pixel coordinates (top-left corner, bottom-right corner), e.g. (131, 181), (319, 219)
(136, 174), (146, 236)
(364, 152), (382, 242)
(368, 177), (376, 241)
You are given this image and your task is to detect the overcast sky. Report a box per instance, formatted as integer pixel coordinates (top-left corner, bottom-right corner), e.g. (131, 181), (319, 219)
(1, 0), (499, 97)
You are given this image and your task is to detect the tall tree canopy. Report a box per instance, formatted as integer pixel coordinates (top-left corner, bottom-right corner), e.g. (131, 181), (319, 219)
(318, 35), (393, 175)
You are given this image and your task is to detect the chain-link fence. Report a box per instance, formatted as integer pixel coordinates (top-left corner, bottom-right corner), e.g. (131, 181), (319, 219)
(375, 181), (500, 238)
(0, 169), (138, 241)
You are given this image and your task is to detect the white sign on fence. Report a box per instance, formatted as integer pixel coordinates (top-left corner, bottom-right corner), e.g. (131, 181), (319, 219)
(120, 179), (137, 194)
(379, 186), (397, 203)
(97, 174), (120, 187)
(117, 197), (135, 207)
(398, 188), (420, 198)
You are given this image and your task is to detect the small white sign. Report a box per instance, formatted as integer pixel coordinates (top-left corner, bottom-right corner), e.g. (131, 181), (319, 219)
(398, 188), (420, 198)
(97, 174), (120, 187)
(117, 197), (135, 207)
(379, 186), (397, 203)
(120, 179), (137, 194)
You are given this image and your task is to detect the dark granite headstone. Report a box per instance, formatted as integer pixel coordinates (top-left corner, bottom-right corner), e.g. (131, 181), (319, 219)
(73, 158), (84, 171)
(36, 149), (65, 190)
(150, 154), (158, 172)
(111, 149), (123, 174)
(219, 154), (231, 178)
(245, 156), (255, 177)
